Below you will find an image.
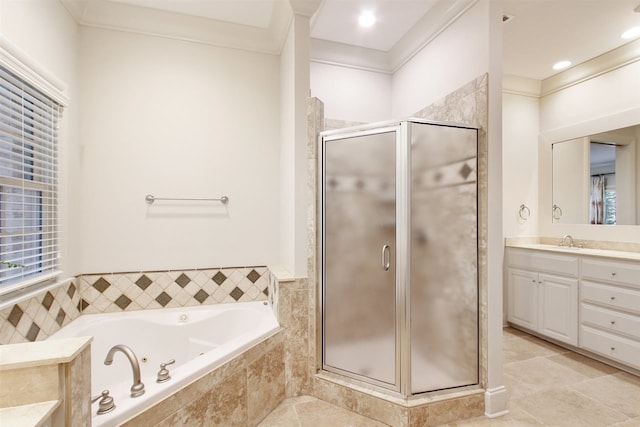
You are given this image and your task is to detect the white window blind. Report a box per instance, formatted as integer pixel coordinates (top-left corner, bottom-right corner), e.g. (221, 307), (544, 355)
(0, 65), (61, 294)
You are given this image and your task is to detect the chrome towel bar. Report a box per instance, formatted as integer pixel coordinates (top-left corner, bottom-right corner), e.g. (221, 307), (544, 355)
(145, 194), (229, 205)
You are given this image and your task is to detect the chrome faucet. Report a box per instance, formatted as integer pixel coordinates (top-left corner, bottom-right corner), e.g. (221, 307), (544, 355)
(104, 345), (145, 397)
(561, 234), (574, 248)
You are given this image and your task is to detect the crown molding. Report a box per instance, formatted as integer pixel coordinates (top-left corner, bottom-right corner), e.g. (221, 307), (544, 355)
(502, 74), (541, 98)
(541, 38), (640, 97)
(387, 0), (477, 73)
(60, 0), (294, 55)
(310, 39), (391, 73)
(309, 0), (477, 74)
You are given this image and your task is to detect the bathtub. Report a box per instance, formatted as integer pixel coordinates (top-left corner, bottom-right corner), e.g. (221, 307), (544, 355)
(48, 301), (280, 426)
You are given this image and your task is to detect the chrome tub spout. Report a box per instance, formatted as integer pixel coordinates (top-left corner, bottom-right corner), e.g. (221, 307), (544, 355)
(104, 344), (145, 398)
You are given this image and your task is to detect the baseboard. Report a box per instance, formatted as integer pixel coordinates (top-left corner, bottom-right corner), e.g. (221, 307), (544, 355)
(484, 385), (508, 417)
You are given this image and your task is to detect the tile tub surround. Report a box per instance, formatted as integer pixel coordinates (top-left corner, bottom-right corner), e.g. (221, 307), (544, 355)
(0, 336), (92, 427)
(0, 281), (82, 344)
(119, 329), (286, 427)
(0, 266), (269, 344)
(302, 75), (490, 426)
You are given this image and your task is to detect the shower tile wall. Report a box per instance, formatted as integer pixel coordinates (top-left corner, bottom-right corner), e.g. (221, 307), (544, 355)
(303, 74), (489, 426)
(0, 266), (269, 344)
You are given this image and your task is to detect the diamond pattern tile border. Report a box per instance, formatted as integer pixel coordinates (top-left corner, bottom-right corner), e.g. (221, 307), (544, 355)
(0, 280), (82, 344)
(0, 266), (269, 344)
(78, 266), (268, 314)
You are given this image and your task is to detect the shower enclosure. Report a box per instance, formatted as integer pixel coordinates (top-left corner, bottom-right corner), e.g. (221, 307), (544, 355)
(320, 119), (478, 396)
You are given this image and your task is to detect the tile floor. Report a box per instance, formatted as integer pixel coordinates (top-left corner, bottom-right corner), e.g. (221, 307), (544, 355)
(259, 327), (640, 426)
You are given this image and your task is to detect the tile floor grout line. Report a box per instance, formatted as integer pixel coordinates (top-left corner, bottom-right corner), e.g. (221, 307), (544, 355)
(567, 386), (633, 423)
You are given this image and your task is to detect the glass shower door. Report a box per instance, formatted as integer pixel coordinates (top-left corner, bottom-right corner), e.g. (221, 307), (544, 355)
(322, 128), (398, 389)
(409, 122), (478, 393)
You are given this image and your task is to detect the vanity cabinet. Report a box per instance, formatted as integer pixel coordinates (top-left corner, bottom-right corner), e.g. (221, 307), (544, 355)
(506, 249), (579, 346)
(579, 257), (640, 370)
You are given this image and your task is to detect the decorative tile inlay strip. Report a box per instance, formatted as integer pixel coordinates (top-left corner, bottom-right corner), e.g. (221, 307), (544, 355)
(78, 266), (269, 314)
(0, 280), (82, 344)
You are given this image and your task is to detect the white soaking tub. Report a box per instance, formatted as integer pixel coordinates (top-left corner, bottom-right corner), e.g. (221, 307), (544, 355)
(48, 301), (279, 426)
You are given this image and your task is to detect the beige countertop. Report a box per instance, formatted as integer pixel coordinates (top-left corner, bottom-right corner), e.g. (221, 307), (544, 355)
(506, 243), (640, 262)
(0, 400), (60, 427)
(0, 336), (92, 371)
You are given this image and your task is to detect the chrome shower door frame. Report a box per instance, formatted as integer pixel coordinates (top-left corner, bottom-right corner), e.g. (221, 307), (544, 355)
(319, 121), (406, 393)
(318, 118), (479, 397)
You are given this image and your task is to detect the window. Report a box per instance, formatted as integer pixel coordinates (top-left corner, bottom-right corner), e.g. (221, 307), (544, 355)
(0, 65), (61, 295)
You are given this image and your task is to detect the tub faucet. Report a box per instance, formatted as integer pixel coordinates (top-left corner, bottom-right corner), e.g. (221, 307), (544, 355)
(104, 344), (145, 397)
(561, 234), (574, 248)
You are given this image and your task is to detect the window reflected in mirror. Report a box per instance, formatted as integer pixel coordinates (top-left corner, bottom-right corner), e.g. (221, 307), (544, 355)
(589, 143), (616, 225)
(552, 124), (639, 226)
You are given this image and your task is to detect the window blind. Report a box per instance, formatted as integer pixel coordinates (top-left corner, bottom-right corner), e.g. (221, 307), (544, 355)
(0, 65), (61, 294)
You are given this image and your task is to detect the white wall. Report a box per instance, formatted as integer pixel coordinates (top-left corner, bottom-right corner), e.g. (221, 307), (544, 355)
(280, 14), (311, 277)
(78, 27), (281, 273)
(551, 138), (589, 224)
(540, 62), (640, 134)
(0, 0), (81, 278)
(310, 61), (391, 123)
(539, 60), (640, 243)
(391, 1), (489, 119)
(502, 92), (539, 237)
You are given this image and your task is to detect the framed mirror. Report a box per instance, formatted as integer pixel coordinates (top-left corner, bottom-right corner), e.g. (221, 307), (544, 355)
(552, 124), (639, 225)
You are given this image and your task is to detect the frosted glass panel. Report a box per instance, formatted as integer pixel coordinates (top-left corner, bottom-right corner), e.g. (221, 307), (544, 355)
(409, 123), (478, 393)
(323, 130), (397, 387)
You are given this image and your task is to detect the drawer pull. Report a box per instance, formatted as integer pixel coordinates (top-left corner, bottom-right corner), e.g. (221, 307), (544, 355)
(610, 347), (616, 352)
(610, 296), (616, 301)
(611, 272), (617, 277)
(610, 321), (616, 326)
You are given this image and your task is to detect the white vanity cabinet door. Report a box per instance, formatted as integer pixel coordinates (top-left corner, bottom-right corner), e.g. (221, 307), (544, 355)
(539, 274), (578, 345)
(506, 248), (579, 346)
(507, 268), (538, 330)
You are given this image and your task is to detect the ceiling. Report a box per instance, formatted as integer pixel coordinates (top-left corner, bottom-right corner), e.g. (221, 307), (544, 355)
(63, 0), (640, 81)
(502, 0), (640, 81)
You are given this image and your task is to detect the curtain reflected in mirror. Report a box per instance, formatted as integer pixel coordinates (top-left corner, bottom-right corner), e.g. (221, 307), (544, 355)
(552, 124), (639, 225)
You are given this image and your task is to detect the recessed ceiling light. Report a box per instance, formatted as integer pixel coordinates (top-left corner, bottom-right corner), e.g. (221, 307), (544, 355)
(621, 26), (640, 39)
(552, 60), (572, 71)
(358, 11), (376, 28)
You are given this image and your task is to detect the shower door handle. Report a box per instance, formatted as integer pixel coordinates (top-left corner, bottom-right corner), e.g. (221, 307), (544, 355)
(381, 244), (390, 271)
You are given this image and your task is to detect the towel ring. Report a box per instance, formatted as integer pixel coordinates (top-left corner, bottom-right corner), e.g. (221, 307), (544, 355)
(552, 204), (563, 220)
(518, 204), (531, 220)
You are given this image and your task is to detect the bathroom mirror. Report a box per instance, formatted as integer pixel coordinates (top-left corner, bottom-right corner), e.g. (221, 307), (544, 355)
(551, 124), (640, 225)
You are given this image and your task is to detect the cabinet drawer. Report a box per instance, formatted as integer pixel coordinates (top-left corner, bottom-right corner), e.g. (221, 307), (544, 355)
(581, 258), (640, 288)
(581, 281), (640, 315)
(507, 249), (578, 276)
(581, 303), (640, 340)
(580, 325), (640, 370)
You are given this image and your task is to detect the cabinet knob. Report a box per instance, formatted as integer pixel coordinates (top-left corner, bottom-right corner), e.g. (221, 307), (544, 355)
(610, 321), (616, 326)
(611, 272), (617, 277)
(610, 296), (616, 301)
(610, 347), (616, 352)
